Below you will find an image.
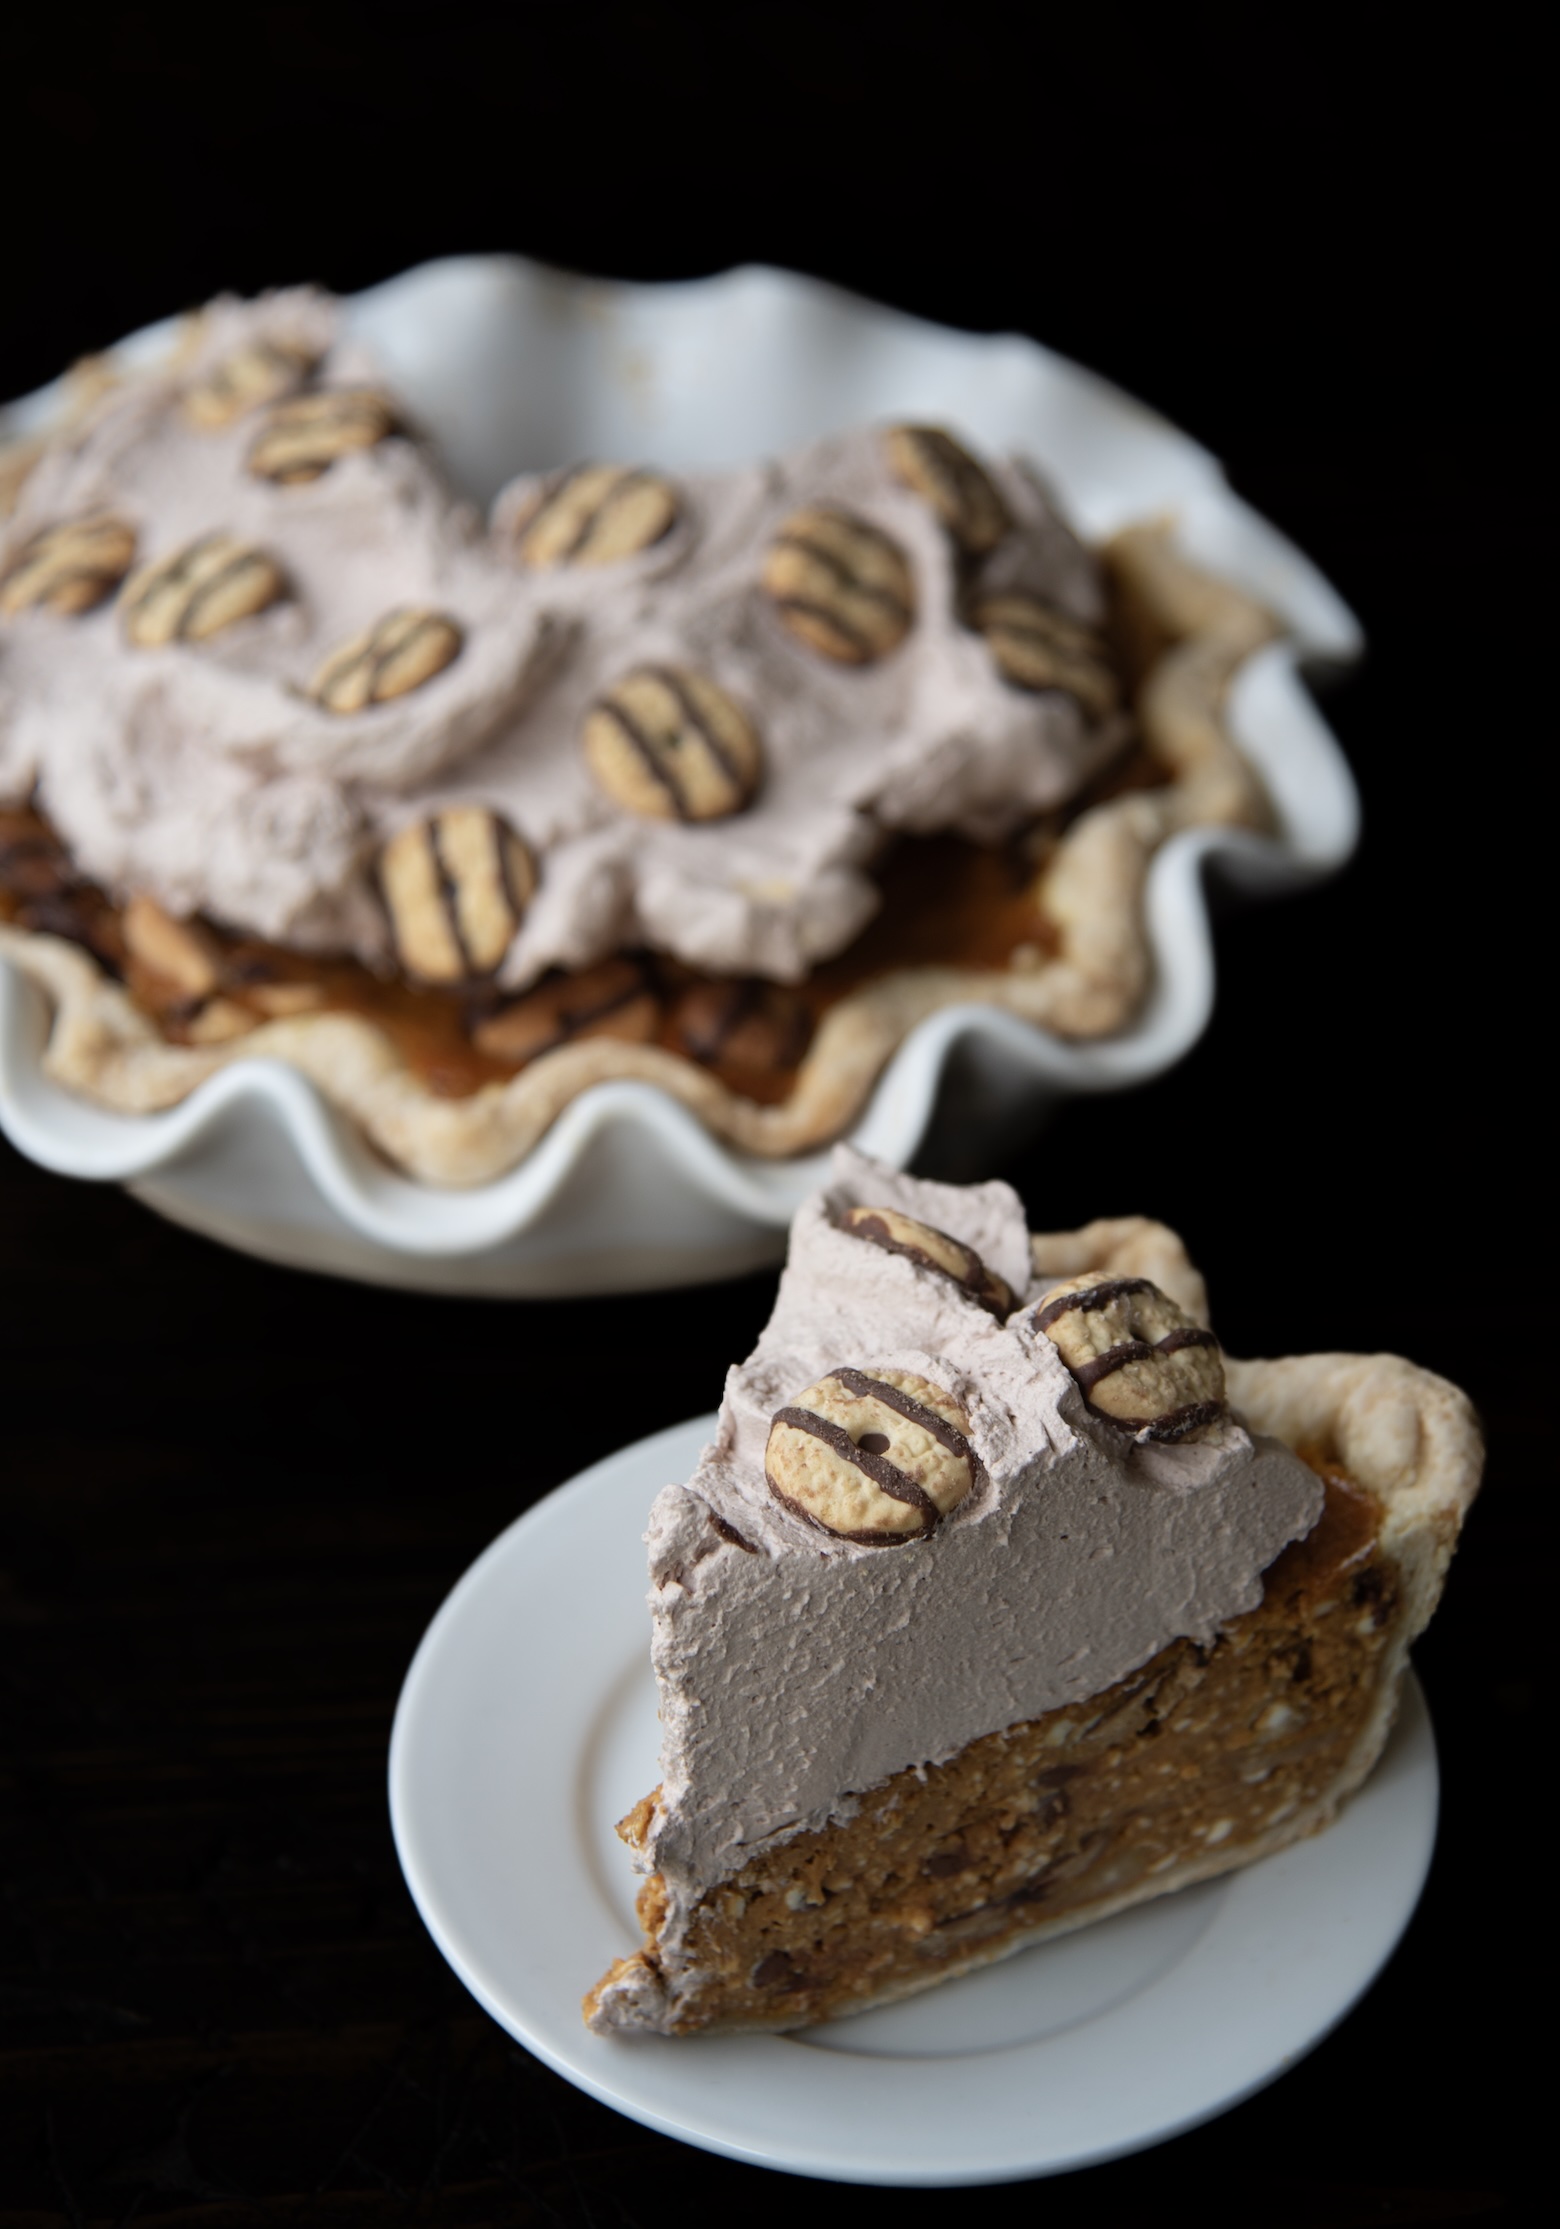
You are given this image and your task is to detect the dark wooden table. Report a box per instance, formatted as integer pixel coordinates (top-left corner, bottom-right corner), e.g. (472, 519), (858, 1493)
(2, 14), (1543, 2224)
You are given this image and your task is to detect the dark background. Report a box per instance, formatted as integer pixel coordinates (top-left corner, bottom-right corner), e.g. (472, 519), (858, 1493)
(1, 8), (1546, 2225)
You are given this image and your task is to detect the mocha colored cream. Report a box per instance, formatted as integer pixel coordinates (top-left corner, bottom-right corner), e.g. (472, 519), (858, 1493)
(0, 291), (1119, 981)
(604, 1150), (1322, 2029)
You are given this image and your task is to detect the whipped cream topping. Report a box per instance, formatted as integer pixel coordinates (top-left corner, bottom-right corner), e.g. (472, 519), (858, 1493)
(474, 433), (1113, 984)
(0, 292), (551, 952)
(1, 291), (1117, 980)
(640, 1149), (1324, 1897)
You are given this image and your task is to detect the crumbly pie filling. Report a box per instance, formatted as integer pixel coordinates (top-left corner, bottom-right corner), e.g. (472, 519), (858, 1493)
(589, 1462), (1390, 2034)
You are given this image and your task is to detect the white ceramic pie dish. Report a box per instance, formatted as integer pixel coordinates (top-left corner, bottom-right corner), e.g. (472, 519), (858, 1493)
(0, 255), (1361, 1295)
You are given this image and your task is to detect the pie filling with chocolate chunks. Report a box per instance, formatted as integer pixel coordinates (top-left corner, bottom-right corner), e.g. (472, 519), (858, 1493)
(1, 287), (1279, 1185)
(582, 1155), (1484, 2037)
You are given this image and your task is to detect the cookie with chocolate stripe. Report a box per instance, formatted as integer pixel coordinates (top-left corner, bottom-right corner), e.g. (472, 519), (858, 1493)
(0, 516), (136, 617)
(840, 1202), (1014, 1315)
(884, 424), (1009, 554)
(471, 955), (660, 1064)
(185, 341), (316, 430)
(514, 465), (679, 568)
(1031, 1274), (1225, 1440)
(247, 388), (398, 484)
(121, 536), (287, 647)
(766, 1366), (979, 1544)
(762, 505), (915, 663)
(968, 591), (1119, 719)
(669, 977), (812, 1076)
(312, 609), (463, 713)
(582, 666), (761, 822)
(380, 806), (535, 983)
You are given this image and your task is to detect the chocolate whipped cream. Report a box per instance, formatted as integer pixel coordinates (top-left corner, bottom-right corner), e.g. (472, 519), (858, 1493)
(473, 433), (1114, 984)
(0, 292), (552, 952)
(634, 1149), (1323, 1921)
(1, 291), (1118, 980)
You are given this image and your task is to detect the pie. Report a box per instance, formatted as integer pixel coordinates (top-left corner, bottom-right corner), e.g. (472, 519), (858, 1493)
(584, 1150), (1481, 2035)
(3, 289), (1278, 1186)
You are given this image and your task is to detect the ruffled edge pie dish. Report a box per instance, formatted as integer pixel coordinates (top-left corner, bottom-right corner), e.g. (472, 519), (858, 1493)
(0, 257), (1360, 1293)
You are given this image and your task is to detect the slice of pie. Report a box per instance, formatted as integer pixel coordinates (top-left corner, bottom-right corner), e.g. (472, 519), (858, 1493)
(584, 1150), (1481, 2036)
(3, 289), (1283, 1185)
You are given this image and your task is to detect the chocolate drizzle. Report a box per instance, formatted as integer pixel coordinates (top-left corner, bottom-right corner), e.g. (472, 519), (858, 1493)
(766, 1365), (982, 1547)
(1034, 1278), (1155, 1332)
(1072, 1340), (1157, 1392)
(841, 1208), (1012, 1315)
(594, 667), (745, 823)
(1158, 1325), (1219, 1358)
(710, 1514), (758, 1554)
(558, 467), (616, 562)
(769, 1405), (939, 1525)
(771, 514), (914, 660)
(595, 692), (681, 817)
(651, 665), (745, 798)
(1140, 1401), (1227, 1444)
(1031, 1281), (1225, 1439)
(426, 817), (470, 972)
(494, 818), (531, 927)
(827, 1367), (978, 1477)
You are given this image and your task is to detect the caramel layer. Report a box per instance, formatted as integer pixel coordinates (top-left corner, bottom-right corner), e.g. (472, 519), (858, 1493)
(5, 745), (1165, 1107)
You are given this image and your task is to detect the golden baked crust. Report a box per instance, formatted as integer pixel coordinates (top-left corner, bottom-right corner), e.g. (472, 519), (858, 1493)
(0, 531), (1277, 1186)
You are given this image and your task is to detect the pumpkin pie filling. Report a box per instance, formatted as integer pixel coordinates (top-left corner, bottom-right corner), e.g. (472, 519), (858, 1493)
(591, 1462), (1390, 2034)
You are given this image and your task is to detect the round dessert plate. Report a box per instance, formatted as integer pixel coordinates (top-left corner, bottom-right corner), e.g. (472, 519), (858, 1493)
(1, 254), (1360, 1297)
(389, 1415), (1439, 2187)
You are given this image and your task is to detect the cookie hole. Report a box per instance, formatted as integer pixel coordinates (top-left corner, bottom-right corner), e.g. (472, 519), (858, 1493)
(858, 1432), (891, 1455)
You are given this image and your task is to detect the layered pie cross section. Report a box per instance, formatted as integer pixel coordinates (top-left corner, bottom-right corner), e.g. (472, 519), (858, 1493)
(585, 1152), (1481, 2036)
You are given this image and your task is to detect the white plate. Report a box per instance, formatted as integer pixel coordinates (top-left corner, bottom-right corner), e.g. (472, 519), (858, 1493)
(1, 256), (1361, 1296)
(389, 1414), (1438, 2187)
